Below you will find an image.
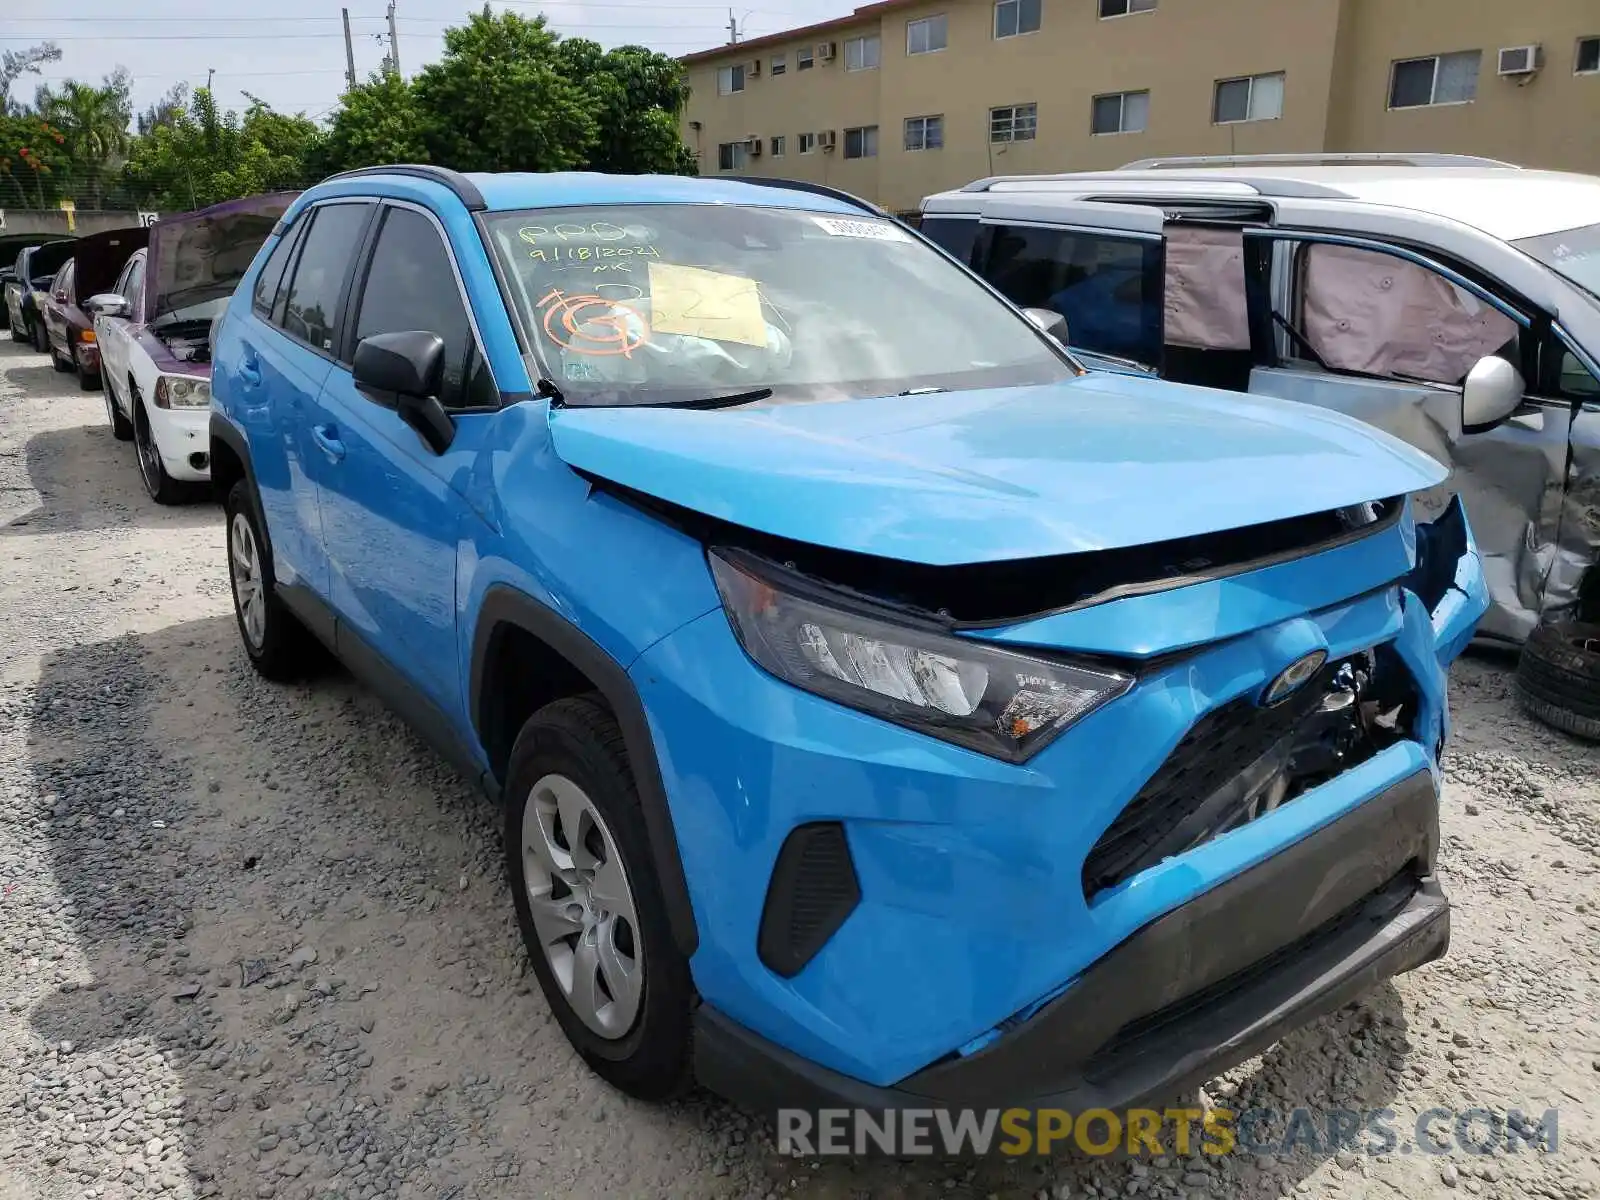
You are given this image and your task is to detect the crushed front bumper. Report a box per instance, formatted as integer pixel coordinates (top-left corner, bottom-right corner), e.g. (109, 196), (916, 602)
(695, 767), (1447, 1114)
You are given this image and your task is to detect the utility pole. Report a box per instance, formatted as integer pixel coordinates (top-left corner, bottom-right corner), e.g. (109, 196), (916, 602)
(342, 8), (357, 90)
(386, 2), (401, 77)
(727, 7), (740, 43)
(205, 67), (215, 93)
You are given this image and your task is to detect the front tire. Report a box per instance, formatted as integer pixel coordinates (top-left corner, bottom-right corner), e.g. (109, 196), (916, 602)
(225, 480), (321, 681)
(30, 318), (47, 354)
(75, 346), (100, 391)
(132, 389), (189, 505)
(505, 695), (692, 1101)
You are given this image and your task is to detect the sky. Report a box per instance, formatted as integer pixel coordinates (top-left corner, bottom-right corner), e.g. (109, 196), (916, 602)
(3, 0), (860, 124)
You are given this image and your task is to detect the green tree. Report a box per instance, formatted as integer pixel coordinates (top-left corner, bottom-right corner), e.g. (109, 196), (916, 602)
(411, 7), (595, 174)
(0, 43), (62, 117)
(137, 82), (189, 136)
(0, 113), (69, 207)
(38, 76), (134, 207)
(312, 72), (427, 177)
(558, 41), (697, 176)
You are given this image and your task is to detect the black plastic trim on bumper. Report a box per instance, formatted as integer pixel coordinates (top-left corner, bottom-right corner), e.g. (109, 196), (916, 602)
(694, 768), (1447, 1115)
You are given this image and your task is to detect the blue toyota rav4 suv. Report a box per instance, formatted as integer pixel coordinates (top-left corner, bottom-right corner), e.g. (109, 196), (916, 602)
(209, 165), (1489, 1113)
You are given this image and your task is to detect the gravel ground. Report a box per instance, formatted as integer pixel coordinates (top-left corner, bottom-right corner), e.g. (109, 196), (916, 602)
(1, 336), (1597, 1200)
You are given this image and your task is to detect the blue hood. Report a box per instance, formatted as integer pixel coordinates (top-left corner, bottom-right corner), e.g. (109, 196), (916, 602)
(547, 374), (1448, 565)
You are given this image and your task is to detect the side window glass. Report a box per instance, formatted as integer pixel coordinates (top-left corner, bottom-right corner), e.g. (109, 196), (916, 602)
(121, 259), (144, 309)
(56, 262), (73, 297)
(1560, 349), (1600, 400)
(1295, 242), (1519, 386)
(252, 223), (301, 317)
(280, 203), (372, 355)
(354, 207), (486, 409)
(980, 222), (1163, 366)
(921, 217), (980, 267)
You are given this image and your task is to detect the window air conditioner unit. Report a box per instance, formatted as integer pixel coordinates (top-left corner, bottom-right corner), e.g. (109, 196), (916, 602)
(748, 59), (761, 77)
(746, 136), (763, 156)
(817, 41), (836, 61)
(819, 129), (837, 151)
(1497, 45), (1543, 76)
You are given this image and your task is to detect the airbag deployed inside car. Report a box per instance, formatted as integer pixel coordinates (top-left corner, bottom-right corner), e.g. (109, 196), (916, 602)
(1301, 244), (1516, 384)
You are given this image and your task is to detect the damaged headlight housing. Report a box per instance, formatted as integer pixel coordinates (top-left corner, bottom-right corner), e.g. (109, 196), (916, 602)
(709, 549), (1135, 762)
(154, 375), (210, 409)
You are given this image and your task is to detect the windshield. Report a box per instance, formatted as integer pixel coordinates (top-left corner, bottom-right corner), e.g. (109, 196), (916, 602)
(484, 204), (1075, 406)
(1514, 223), (1600, 302)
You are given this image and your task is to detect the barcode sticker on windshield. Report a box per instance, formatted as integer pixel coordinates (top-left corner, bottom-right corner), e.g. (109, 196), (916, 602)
(810, 216), (909, 241)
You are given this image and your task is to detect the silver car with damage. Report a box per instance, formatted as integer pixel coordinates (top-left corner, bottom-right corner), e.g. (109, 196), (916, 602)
(920, 153), (1600, 644)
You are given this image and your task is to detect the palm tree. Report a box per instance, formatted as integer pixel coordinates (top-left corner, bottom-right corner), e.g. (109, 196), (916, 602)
(40, 80), (131, 208)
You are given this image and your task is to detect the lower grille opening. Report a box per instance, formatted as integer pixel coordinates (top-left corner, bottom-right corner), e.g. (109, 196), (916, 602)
(1083, 867), (1422, 1080)
(757, 823), (861, 978)
(1083, 645), (1420, 900)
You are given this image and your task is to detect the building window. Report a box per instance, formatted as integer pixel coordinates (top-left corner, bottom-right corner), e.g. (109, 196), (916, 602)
(1213, 72), (1285, 123)
(798, 131), (817, 154)
(1099, 0), (1156, 17)
(989, 103), (1037, 142)
(994, 0), (1041, 38)
(717, 141), (749, 171)
(904, 114), (944, 150)
(844, 125), (879, 159)
(717, 64), (746, 95)
(797, 46), (814, 70)
(771, 53), (787, 76)
(907, 15), (948, 55)
(770, 135), (786, 157)
(1092, 90), (1149, 134)
(845, 34), (881, 70)
(1578, 37), (1600, 74)
(1389, 50), (1480, 108)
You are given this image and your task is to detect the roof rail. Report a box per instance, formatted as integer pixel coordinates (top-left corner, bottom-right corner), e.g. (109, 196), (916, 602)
(322, 163), (487, 211)
(959, 173), (1098, 193)
(729, 176), (885, 216)
(1118, 152), (1522, 170)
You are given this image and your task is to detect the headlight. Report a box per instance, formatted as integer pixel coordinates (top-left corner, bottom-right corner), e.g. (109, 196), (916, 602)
(154, 375), (210, 409)
(709, 549), (1135, 762)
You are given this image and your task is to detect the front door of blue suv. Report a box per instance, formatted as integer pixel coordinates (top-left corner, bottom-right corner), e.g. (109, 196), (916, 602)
(210, 166), (1490, 1118)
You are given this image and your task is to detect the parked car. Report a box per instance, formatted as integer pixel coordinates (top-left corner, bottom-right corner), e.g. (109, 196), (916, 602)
(5, 238), (75, 351)
(0, 233), (50, 314)
(91, 195), (294, 503)
(40, 225), (149, 390)
(920, 152), (1600, 650)
(211, 165), (1487, 1113)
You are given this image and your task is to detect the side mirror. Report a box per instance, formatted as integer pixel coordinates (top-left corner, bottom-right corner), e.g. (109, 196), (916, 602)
(52, 290), (67, 304)
(352, 330), (454, 454)
(1462, 355), (1524, 429)
(1022, 306), (1070, 347)
(87, 293), (130, 319)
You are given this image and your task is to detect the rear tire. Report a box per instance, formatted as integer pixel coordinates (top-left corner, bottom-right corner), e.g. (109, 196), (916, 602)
(505, 695), (693, 1101)
(225, 479), (323, 681)
(1515, 619), (1600, 742)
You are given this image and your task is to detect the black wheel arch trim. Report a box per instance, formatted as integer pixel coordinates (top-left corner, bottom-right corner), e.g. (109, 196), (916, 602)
(470, 583), (699, 956)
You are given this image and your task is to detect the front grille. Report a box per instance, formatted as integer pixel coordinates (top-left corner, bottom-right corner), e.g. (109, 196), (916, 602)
(1081, 665), (1335, 900)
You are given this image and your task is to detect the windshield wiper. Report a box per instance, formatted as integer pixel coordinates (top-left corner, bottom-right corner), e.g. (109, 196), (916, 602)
(640, 388), (774, 411)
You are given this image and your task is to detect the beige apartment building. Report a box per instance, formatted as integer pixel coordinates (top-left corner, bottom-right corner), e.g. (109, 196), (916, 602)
(679, 0), (1600, 214)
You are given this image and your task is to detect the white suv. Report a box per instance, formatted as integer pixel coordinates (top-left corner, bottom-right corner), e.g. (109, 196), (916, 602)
(920, 153), (1600, 647)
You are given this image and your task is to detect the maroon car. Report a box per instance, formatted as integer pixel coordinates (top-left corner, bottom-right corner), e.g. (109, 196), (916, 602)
(41, 225), (150, 390)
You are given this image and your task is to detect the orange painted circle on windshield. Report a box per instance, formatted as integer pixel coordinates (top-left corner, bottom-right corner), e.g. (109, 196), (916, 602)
(539, 288), (649, 358)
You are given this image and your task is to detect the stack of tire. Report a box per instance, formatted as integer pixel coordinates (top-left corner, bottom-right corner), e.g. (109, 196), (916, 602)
(1516, 618), (1600, 742)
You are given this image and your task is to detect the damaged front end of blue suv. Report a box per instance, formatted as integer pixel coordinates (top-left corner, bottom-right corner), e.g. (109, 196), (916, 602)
(211, 170), (1489, 1119)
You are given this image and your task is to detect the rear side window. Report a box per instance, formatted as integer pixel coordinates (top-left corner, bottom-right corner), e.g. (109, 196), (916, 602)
(920, 216), (981, 267)
(353, 206), (494, 409)
(979, 223), (1164, 366)
(279, 203), (372, 355)
(252, 223), (302, 317)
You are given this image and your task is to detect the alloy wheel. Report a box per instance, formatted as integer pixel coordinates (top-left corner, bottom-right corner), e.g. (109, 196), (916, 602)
(135, 411), (162, 496)
(229, 512), (267, 649)
(521, 773), (644, 1039)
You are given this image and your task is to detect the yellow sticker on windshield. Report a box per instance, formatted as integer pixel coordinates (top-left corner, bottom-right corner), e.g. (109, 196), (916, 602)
(647, 262), (766, 347)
